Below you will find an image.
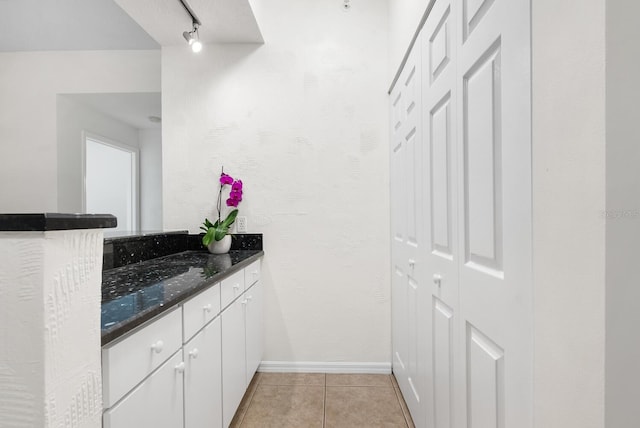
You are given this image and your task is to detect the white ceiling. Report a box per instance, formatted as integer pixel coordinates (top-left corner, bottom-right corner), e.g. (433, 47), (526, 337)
(114, 0), (264, 45)
(0, 0), (263, 52)
(63, 93), (162, 130)
(0, 0), (160, 51)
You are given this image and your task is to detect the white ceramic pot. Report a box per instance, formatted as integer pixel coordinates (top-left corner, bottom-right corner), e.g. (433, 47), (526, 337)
(207, 234), (232, 254)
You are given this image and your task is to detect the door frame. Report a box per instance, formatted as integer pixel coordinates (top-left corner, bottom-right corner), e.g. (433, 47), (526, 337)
(82, 130), (140, 231)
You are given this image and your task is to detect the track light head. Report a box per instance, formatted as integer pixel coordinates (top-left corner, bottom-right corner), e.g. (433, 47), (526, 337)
(183, 22), (201, 52)
(183, 31), (194, 45)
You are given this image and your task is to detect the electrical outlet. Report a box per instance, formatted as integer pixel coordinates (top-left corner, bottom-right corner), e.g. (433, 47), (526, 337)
(236, 216), (247, 233)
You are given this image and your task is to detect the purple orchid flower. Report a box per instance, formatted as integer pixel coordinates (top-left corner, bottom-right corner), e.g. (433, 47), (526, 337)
(220, 173), (234, 185)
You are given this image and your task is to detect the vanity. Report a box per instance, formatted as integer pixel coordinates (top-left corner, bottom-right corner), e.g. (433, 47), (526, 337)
(101, 232), (264, 428)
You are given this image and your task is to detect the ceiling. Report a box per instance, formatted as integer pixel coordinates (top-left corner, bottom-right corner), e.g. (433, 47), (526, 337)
(115, 0), (264, 45)
(0, 0), (263, 52)
(63, 93), (162, 130)
(0, 0), (160, 51)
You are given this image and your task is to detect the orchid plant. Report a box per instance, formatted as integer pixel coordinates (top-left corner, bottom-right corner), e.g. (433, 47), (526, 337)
(201, 168), (243, 246)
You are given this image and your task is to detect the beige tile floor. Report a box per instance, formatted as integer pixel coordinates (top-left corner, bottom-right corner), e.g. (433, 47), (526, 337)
(230, 373), (416, 428)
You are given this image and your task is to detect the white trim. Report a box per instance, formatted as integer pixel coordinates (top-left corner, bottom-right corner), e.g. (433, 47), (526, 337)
(258, 361), (392, 374)
(83, 131), (140, 231)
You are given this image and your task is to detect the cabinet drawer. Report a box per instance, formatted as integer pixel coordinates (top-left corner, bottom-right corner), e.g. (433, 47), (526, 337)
(220, 270), (245, 309)
(183, 284), (221, 342)
(103, 350), (184, 428)
(102, 307), (182, 408)
(244, 260), (261, 287)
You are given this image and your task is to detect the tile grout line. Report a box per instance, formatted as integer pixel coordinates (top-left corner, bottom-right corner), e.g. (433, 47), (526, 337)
(390, 375), (412, 428)
(237, 373), (261, 427)
(322, 372), (327, 428)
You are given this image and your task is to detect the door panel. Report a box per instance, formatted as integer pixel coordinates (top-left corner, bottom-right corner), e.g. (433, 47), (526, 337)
(457, 0), (532, 427)
(463, 40), (503, 275)
(433, 298), (454, 428)
(391, 44), (429, 428)
(466, 324), (504, 428)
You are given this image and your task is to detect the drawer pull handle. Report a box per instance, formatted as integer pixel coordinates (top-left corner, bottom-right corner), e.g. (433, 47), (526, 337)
(246, 295), (253, 302)
(150, 340), (164, 354)
(433, 274), (442, 287)
(233, 284), (241, 291)
(241, 299), (248, 305)
(189, 348), (199, 359)
(408, 259), (416, 267)
(203, 304), (212, 313)
(252, 270), (258, 276)
(175, 362), (185, 373)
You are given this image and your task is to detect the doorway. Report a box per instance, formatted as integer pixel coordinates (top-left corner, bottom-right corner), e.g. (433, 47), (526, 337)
(84, 133), (139, 232)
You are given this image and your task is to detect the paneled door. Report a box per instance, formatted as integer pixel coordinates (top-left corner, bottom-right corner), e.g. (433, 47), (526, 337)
(456, 0), (532, 426)
(390, 45), (429, 426)
(420, 0), (461, 427)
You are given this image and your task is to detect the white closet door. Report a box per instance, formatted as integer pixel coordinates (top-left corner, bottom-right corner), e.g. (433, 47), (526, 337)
(420, 0), (460, 427)
(390, 44), (429, 426)
(456, 0), (532, 426)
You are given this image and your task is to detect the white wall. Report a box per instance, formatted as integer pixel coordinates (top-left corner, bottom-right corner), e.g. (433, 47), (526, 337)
(0, 230), (104, 427)
(388, 0), (430, 81)
(0, 50), (160, 213)
(532, 0), (606, 426)
(605, 1), (640, 426)
(162, 0), (390, 365)
(139, 128), (163, 230)
(57, 95), (141, 214)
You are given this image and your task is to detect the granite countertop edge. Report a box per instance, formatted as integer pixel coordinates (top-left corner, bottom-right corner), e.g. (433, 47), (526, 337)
(0, 213), (117, 231)
(101, 250), (264, 346)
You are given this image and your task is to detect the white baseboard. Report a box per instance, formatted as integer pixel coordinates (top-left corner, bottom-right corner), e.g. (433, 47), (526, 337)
(258, 361), (392, 374)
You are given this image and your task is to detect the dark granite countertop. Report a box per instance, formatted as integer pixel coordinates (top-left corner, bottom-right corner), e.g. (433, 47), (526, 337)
(0, 213), (117, 231)
(101, 249), (263, 345)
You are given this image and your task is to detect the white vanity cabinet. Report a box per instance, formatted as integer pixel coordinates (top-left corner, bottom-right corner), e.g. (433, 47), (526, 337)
(221, 294), (248, 427)
(103, 351), (185, 428)
(244, 280), (263, 385)
(221, 260), (263, 426)
(184, 316), (223, 428)
(102, 257), (263, 428)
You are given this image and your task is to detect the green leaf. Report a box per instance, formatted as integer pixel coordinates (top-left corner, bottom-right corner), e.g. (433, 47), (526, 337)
(221, 209), (238, 228)
(213, 224), (229, 241)
(202, 228), (215, 246)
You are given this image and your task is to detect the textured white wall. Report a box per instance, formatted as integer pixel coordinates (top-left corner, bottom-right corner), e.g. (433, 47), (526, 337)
(532, 0), (606, 426)
(162, 0), (390, 364)
(0, 230), (104, 427)
(388, 0), (430, 81)
(0, 50), (160, 213)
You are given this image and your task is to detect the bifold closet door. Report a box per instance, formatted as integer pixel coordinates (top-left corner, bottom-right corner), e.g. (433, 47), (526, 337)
(455, 0), (532, 426)
(390, 44), (430, 427)
(419, 0), (461, 426)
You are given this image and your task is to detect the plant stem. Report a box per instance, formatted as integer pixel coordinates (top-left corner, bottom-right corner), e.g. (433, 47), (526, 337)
(217, 166), (224, 224)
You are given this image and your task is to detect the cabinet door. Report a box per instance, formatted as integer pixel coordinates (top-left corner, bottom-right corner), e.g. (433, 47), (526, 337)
(245, 280), (263, 384)
(221, 296), (246, 427)
(103, 351), (184, 428)
(184, 316), (223, 428)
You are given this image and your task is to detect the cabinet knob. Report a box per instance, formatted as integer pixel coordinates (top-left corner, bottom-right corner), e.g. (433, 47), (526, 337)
(175, 362), (185, 373)
(189, 348), (199, 359)
(233, 284), (241, 291)
(150, 340), (164, 354)
(241, 299), (248, 305)
(408, 259), (416, 267)
(203, 303), (212, 313)
(433, 274), (442, 287)
(246, 295), (253, 302)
